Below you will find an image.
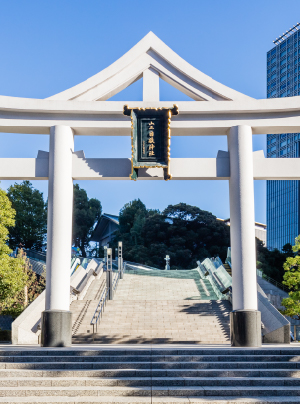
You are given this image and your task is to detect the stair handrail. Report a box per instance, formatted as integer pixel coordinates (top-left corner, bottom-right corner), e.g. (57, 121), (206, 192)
(257, 270), (289, 293)
(112, 270), (120, 291)
(90, 286), (109, 333)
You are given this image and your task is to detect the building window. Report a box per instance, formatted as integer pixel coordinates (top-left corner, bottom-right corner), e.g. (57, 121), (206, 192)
(280, 149), (287, 156)
(281, 51), (287, 57)
(281, 60), (286, 66)
(281, 67), (287, 74)
(271, 73), (276, 80)
(271, 138), (276, 144)
(281, 75), (287, 82)
(271, 146), (276, 152)
(271, 48), (276, 55)
(280, 84), (286, 90)
(281, 141), (287, 147)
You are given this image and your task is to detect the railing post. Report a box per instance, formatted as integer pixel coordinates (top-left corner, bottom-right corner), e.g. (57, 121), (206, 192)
(104, 246), (107, 264)
(118, 241), (123, 279)
(106, 248), (113, 300)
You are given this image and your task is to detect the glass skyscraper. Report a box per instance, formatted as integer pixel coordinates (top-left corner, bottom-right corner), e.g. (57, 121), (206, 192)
(267, 25), (300, 250)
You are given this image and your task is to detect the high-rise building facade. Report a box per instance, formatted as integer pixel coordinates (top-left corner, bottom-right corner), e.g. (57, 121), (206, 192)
(267, 25), (300, 250)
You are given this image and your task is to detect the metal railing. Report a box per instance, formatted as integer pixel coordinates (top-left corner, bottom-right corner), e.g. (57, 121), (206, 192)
(113, 271), (120, 291)
(257, 270), (289, 293)
(90, 286), (110, 334)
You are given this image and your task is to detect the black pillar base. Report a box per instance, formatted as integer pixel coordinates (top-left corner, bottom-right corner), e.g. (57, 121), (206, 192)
(41, 310), (72, 347)
(230, 310), (261, 347)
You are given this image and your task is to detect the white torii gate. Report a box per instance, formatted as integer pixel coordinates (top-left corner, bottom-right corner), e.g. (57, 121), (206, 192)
(1, 32), (300, 347)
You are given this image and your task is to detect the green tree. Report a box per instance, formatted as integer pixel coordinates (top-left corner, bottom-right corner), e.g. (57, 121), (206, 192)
(113, 200), (230, 269)
(256, 239), (293, 283)
(281, 235), (300, 319)
(3, 249), (46, 317)
(0, 187), (28, 312)
(73, 184), (102, 257)
(7, 181), (47, 250)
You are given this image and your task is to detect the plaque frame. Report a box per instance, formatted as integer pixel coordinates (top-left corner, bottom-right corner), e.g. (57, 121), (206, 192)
(123, 105), (179, 180)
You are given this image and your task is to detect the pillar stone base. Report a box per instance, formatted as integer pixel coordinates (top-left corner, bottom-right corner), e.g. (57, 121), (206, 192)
(41, 310), (72, 347)
(230, 310), (261, 347)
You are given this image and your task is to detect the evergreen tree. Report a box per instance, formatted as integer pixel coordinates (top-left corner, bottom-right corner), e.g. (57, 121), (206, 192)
(0, 187), (28, 312)
(7, 181), (47, 250)
(113, 200), (231, 269)
(73, 184), (102, 257)
(281, 235), (300, 320)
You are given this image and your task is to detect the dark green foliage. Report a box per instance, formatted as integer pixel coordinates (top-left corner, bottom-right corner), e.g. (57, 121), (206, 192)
(7, 181), (47, 250)
(256, 239), (293, 283)
(73, 184), (102, 257)
(112, 200), (230, 269)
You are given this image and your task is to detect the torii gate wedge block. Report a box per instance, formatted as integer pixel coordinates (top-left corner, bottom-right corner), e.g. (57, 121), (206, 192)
(228, 125), (261, 347)
(41, 126), (74, 347)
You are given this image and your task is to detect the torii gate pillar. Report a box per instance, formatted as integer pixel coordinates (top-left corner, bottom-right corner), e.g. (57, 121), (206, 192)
(228, 125), (261, 347)
(41, 125), (74, 347)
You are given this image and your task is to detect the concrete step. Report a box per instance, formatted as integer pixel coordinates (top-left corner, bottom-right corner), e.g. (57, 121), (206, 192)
(1, 385), (300, 397)
(1, 367), (300, 378)
(2, 354), (300, 362)
(2, 349), (300, 356)
(1, 361), (300, 370)
(1, 376), (300, 387)
(0, 396), (299, 403)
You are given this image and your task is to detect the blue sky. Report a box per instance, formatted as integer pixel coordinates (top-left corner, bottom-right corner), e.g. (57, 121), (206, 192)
(0, 0), (299, 222)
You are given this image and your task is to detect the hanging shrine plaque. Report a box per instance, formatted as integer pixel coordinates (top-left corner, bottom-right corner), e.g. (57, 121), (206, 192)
(123, 105), (179, 180)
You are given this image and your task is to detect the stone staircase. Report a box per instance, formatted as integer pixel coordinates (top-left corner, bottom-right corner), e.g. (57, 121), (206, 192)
(71, 273), (106, 337)
(1, 347), (300, 402)
(73, 271), (231, 344)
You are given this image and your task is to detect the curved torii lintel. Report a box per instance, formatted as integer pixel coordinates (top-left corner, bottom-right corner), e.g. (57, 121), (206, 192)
(47, 32), (253, 102)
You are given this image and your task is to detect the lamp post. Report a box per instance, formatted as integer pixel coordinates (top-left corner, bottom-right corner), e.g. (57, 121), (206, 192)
(106, 248), (113, 300)
(118, 241), (123, 279)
